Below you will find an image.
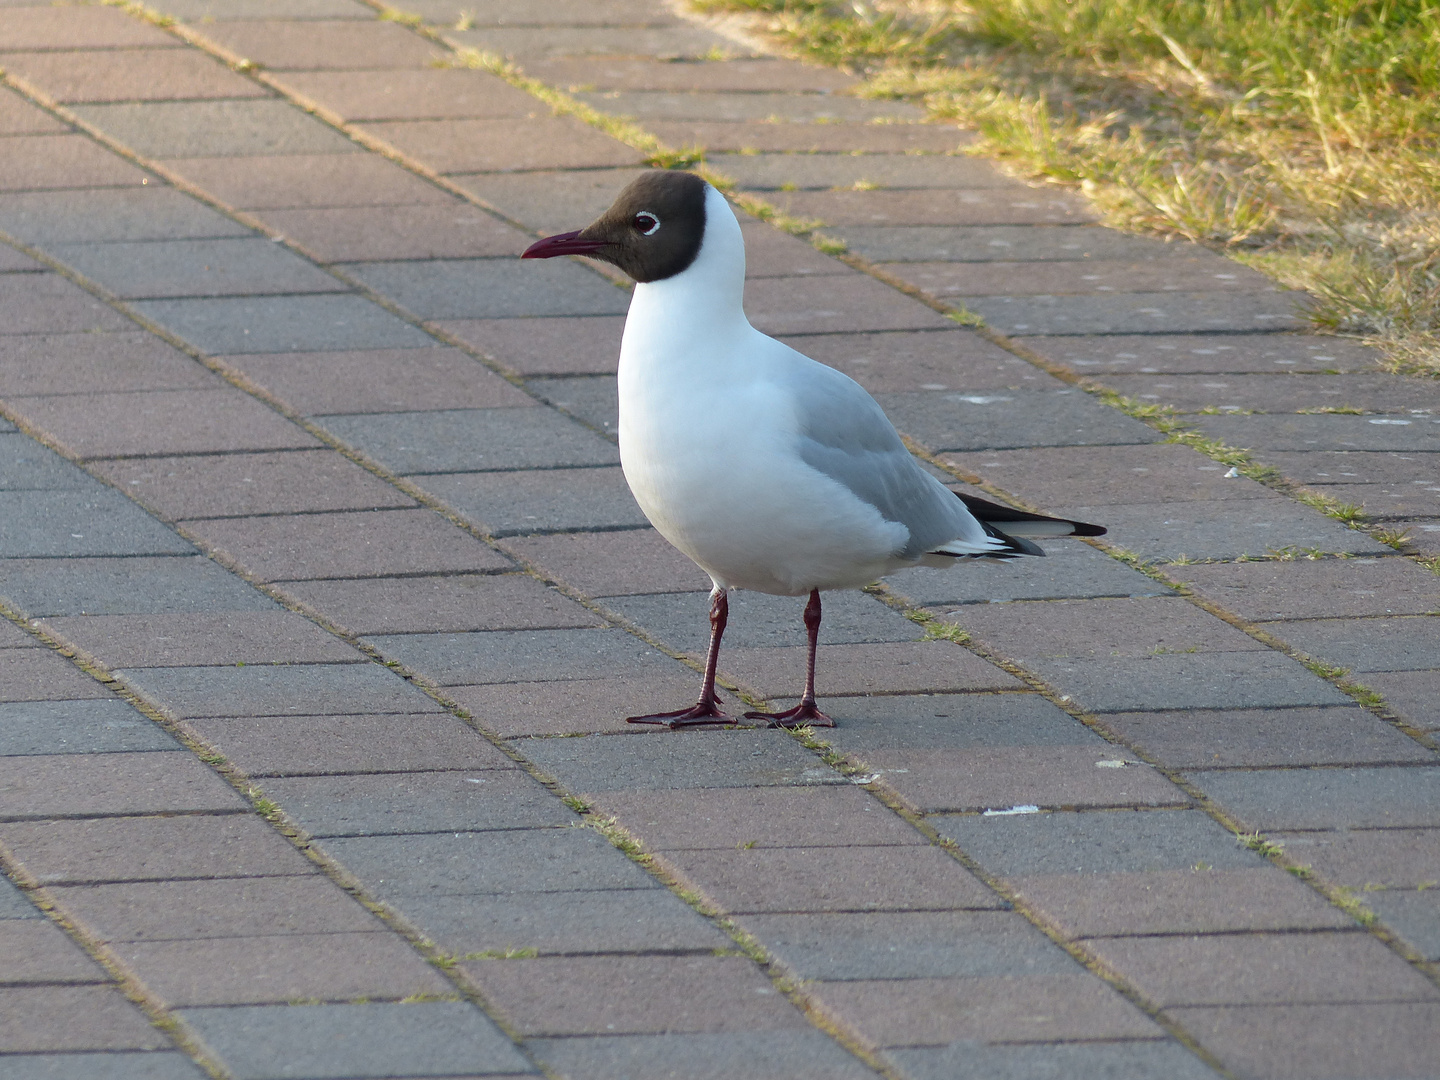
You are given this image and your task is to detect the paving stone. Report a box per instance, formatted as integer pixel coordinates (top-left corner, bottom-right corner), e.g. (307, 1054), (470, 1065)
(0, 986), (171, 1053)
(1080, 931), (1437, 1007)
(777, 328), (1047, 395)
(435, 312), (624, 374)
(0, 813), (317, 884)
(738, 221), (854, 279)
(526, 56), (856, 93)
(1170, 1002), (1440, 1080)
(933, 808), (1264, 876)
(265, 203), (532, 262)
(1309, 481), (1440, 519)
(119, 662), (440, 719)
(0, 433), (105, 491)
(175, 1002), (530, 1078)
(14, 388), (321, 459)
(966, 290), (1304, 335)
(711, 152), (1006, 192)
(530, 1030), (880, 1080)
(1168, 556), (1440, 620)
(421, 0), (693, 28)
(1006, 868), (1354, 936)
(51, 876), (387, 942)
(889, 542), (1171, 608)
(657, 845), (1002, 913)
(131, 294), (435, 354)
(0, 874), (39, 918)
(0, 245), (42, 272)
(168, 153), (453, 210)
(180, 508), (510, 582)
(575, 89), (918, 125)
(604, 589), (922, 652)
(719, 641), (1024, 700)
(0, 618), (38, 647)
(262, 771), (570, 838)
(1024, 652), (1352, 712)
(277, 67), (542, 122)
(1269, 828), (1440, 889)
(1254, 450), (1440, 486)
(0, 47), (266, 103)
(1270, 615), (1440, 673)
(92, 449), (417, 520)
(48, 237), (344, 300)
(0, 86), (67, 135)
(877, 388), (1159, 452)
(0, 134), (155, 191)
(744, 274), (951, 335)
(502, 528), (710, 596)
(71, 101), (360, 159)
(890, 256), (1264, 298)
(281, 573), (601, 635)
(772, 188), (1098, 228)
(1096, 707), (1434, 769)
(1393, 518), (1440, 556)
(228, 347), (532, 414)
(591, 786), (921, 850)
(1366, 890), (1440, 960)
(523, 374), (619, 433)
(0, 919), (109, 984)
(187, 712), (510, 777)
(320, 407), (617, 474)
(0, 1052), (206, 1079)
(647, 120), (972, 155)
(444, 24), (731, 60)
(0, 555), (278, 617)
(0, 273), (134, 334)
(447, 672), (722, 737)
(0, 699), (180, 756)
(0, 188), (251, 244)
(0, 6), (175, 49)
(163, 0), (371, 17)
(1195, 412), (1440, 453)
(358, 116), (646, 172)
(0, 331), (220, 395)
(815, 692), (1100, 753)
(885, 1041), (1219, 1080)
(1023, 332), (1382, 375)
(320, 827), (659, 897)
(365, 627), (680, 685)
(341, 257), (630, 320)
(818, 973), (1161, 1046)
(1359, 670), (1440, 732)
(41, 611), (363, 668)
(739, 909), (1077, 980)
(196, 18), (443, 70)
(0, 750), (246, 819)
(0, 650), (114, 702)
(840, 223), (1192, 263)
(423, 466), (650, 535)
(1188, 766), (1440, 831)
(114, 932), (452, 1007)
(1106, 372), (1440, 416)
(451, 165), (651, 234)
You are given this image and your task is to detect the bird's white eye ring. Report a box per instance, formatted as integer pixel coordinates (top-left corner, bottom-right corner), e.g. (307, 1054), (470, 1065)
(633, 211), (660, 236)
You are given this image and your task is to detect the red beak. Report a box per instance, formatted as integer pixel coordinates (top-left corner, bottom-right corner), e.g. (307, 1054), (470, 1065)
(521, 230), (609, 259)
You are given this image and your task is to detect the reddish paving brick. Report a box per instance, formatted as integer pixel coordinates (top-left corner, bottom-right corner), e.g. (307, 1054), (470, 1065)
(0, 985), (169, 1052)
(816, 973), (1161, 1047)
(278, 573), (604, 635)
(195, 19), (442, 70)
(357, 117), (645, 173)
(739, 220), (854, 279)
(0, 6), (176, 50)
(526, 56), (857, 93)
(504, 529), (710, 597)
(185, 712), (511, 777)
(0, 919), (109, 984)
(852, 746), (1189, 814)
(1268, 828), (1440, 889)
(893, 256), (1267, 298)
(0, 274), (133, 335)
(39, 611), (363, 668)
(0, 134), (154, 190)
(262, 203), (532, 261)
(745, 274), (952, 336)
(1007, 869), (1355, 937)
(168, 153), (453, 210)
(657, 845), (1002, 914)
(277, 67), (542, 122)
(0, 86), (68, 134)
(0, 752), (246, 819)
(1079, 931), (1438, 1007)
(0, 48), (265, 102)
(448, 672), (721, 737)
(592, 787), (924, 850)
(781, 329), (1033, 395)
(437, 315), (625, 376)
(0, 814), (316, 884)
(91, 449), (417, 520)
(772, 188), (1099, 228)
(459, 955), (808, 1036)
(13, 388), (321, 459)
(1169, 557), (1440, 620)
(645, 120), (973, 154)
(0, 332), (219, 396)
(179, 509), (511, 582)
(718, 641), (1022, 700)
(0, 650), (114, 701)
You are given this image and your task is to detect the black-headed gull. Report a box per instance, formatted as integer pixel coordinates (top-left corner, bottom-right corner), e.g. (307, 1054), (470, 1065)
(523, 171), (1103, 728)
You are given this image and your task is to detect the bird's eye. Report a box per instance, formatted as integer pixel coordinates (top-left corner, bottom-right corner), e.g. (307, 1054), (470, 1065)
(632, 212), (660, 236)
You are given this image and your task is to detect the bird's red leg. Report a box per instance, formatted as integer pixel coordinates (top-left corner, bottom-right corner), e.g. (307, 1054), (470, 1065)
(745, 589), (835, 728)
(627, 587), (732, 728)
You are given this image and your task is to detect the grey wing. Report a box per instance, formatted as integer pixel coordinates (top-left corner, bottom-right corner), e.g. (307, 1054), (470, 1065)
(782, 360), (993, 558)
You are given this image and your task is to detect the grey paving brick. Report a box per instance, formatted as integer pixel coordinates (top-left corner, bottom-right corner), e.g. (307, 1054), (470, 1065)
(0, 434), (105, 491)
(523, 55), (857, 92)
(0, 274), (134, 335)
(0, 984), (172, 1052)
(1024, 652), (1352, 712)
(524, 374), (619, 434)
(319, 828), (659, 897)
(816, 693), (1100, 753)
(886, 1041), (1218, 1080)
(772, 188), (1096, 229)
(0, 188), (251, 244)
(340, 258), (630, 319)
(647, 120), (971, 155)
(0, 1053), (207, 1080)
(1362, 670), (1440, 733)
(320, 408), (618, 475)
(41, 610), (364, 667)
(964, 290), (1303, 335)
(423, 466), (650, 535)
(876, 389), (1160, 452)
(439, 315), (625, 377)
(1188, 766), (1440, 831)
(709, 152), (1006, 192)
(0, 490), (194, 558)
(70, 101), (360, 159)
(528, 1031), (878, 1080)
(602, 589), (922, 652)
(364, 628), (680, 685)
(0, 87), (67, 136)
(450, 168), (652, 237)
(1195, 412), (1440, 453)
(1025, 332), (1381, 375)
(0, 918), (110, 984)
(574, 90), (920, 124)
(0, 750), (246, 819)
(261, 771), (572, 838)
(1167, 555), (1440, 620)
(118, 663), (440, 719)
(840, 223), (1189, 263)
(0, 135), (155, 194)
(131, 294), (435, 355)
(522, 729), (842, 793)
(162, 0), (374, 20)
(444, 24), (731, 59)
(0, 874), (40, 918)
(0, 555), (278, 617)
(1256, 450), (1440, 486)
(933, 808), (1266, 876)
(1271, 616), (1440, 674)
(176, 1002), (531, 1079)
(0, 651), (113, 702)
(888, 542), (1171, 607)
(0, 700), (179, 756)
(1366, 890), (1440, 961)
(746, 274), (952, 335)
(49, 238), (344, 300)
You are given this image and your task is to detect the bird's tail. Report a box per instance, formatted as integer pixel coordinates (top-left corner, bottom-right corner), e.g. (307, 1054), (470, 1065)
(927, 493), (1106, 561)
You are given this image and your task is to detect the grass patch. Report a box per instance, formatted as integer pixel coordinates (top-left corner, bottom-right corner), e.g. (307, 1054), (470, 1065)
(692, 0), (1440, 374)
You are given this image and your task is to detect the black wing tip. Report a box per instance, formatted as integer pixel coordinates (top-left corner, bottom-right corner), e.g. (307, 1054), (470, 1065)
(1071, 521), (1107, 537)
(956, 491), (1106, 538)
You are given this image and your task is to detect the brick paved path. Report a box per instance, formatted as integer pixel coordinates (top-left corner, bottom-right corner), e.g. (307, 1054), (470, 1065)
(0, 2), (1438, 1078)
